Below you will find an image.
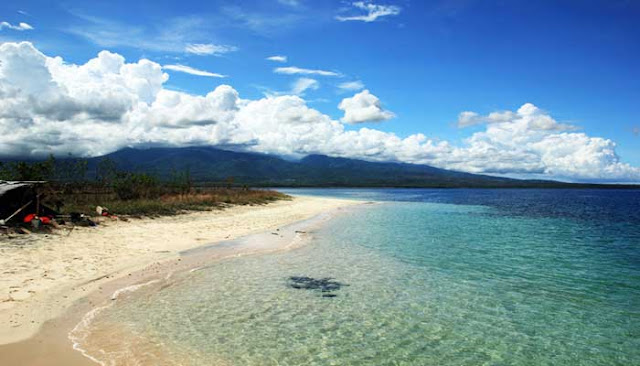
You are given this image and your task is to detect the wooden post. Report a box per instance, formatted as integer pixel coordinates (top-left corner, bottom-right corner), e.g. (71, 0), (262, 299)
(36, 187), (40, 216)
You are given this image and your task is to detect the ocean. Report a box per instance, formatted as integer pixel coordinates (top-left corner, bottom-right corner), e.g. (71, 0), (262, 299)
(71, 189), (640, 365)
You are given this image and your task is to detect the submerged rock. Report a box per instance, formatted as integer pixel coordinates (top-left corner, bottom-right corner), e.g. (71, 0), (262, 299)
(288, 276), (347, 298)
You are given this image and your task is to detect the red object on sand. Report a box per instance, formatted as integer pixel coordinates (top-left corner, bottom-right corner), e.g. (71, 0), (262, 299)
(23, 213), (36, 223)
(22, 214), (53, 225)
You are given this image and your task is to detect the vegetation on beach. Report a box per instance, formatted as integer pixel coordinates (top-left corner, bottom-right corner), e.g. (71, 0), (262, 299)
(60, 189), (288, 216)
(0, 155), (288, 218)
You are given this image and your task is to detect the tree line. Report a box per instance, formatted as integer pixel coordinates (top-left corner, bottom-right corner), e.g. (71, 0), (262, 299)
(0, 156), (193, 201)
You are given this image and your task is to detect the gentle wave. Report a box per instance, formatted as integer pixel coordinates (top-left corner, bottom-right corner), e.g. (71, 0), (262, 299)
(69, 278), (162, 366)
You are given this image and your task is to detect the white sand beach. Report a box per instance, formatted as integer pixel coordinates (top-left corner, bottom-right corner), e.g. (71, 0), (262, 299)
(0, 195), (356, 345)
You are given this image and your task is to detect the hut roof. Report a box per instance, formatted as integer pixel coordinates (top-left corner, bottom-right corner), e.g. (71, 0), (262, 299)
(0, 181), (45, 198)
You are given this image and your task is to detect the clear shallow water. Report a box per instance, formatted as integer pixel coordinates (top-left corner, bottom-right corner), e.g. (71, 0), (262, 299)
(77, 189), (640, 365)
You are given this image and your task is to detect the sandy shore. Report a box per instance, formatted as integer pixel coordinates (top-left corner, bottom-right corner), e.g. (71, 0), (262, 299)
(0, 195), (357, 346)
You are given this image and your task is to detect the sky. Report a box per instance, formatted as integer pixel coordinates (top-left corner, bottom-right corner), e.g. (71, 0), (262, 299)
(0, 0), (639, 182)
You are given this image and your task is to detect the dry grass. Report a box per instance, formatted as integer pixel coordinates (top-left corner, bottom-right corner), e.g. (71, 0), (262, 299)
(51, 188), (289, 217)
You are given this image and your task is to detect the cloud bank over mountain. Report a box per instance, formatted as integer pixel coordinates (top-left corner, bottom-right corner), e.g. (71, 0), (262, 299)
(0, 42), (638, 182)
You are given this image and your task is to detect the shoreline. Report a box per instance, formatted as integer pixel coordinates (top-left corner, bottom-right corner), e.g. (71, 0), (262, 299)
(71, 207), (348, 365)
(0, 195), (359, 365)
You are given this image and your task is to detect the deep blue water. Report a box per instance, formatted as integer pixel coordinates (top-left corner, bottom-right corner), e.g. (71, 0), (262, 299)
(279, 188), (640, 224)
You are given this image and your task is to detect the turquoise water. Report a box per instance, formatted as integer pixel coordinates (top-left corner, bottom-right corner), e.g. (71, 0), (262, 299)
(77, 189), (640, 365)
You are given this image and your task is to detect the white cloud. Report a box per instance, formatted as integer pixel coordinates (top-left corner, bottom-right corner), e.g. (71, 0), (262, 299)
(220, 6), (306, 36)
(458, 110), (521, 127)
(67, 13), (236, 55)
(185, 43), (237, 55)
(129, 86), (240, 129)
(261, 77), (319, 97)
(274, 66), (340, 76)
(266, 55), (287, 62)
(633, 126), (639, 137)
(163, 64), (226, 78)
(290, 78), (319, 96)
(458, 104), (575, 131)
(0, 42), (638, 183)
(445, 104), (639, 180)
(336, 2), (401, 22)
(0, 21), (33, 31)
(338, 80), (365, 92)
(457, 111), (480, 127)
(339, 90), (395, 124)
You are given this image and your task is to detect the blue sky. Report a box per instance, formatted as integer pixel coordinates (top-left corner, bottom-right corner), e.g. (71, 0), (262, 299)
(0, 0), (639, 182)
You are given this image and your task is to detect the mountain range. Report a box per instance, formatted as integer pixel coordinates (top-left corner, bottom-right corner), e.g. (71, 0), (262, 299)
(74, 146), (628, 188)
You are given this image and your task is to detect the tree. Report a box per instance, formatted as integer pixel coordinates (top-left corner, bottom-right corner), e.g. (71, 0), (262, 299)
(0, 162), (9, 180)
(170, 166), (192, 196)
(5, 156), (56, 181)
(96, 158), (118, 186)
(55, 155), (88, 182)
(112, 172), (159, 200)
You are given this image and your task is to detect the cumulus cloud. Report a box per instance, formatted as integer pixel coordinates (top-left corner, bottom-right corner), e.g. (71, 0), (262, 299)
(266, 55), (287, 62)
(336, 2), (401, 22)
(457, 104), (575, 131)
(457, 110), (519, 127)
(445, 104), (640, 181)
(0, 42), (167, 156)
(185, 43), (237, 55)
(129, 85), (240, 129)
(633, 126), (639, 137)
(0, 21), (33, 31)
(338, 80), (365, 92)
(0, 42), (638, 182)
(274, 66), (340, 76)
(339, 90), (395, 124)
(163, 64), (226, 78)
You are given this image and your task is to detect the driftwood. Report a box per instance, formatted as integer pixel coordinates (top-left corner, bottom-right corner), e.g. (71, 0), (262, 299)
(16, 227), (31, 235)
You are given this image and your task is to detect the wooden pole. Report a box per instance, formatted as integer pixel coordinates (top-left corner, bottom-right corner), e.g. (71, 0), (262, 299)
(36, 189), (41, 216)
(0, 200), (33, 225)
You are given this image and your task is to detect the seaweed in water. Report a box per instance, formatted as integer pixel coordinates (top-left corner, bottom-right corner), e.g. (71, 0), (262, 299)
(288, 276), (347, 298)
